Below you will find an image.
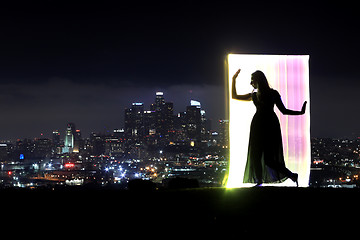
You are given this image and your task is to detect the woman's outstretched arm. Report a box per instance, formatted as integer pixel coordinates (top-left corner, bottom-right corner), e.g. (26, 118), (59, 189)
(232, 69), (252, 101)
(275, 93), (307, 115)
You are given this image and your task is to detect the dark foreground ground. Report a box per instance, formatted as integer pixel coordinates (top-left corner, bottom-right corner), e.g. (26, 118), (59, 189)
(1, 186), (359, 236)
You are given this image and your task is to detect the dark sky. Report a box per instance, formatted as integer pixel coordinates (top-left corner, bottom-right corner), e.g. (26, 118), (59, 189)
(0, 1), (359, 140)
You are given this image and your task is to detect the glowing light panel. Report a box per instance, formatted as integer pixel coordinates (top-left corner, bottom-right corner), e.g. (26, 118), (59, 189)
(225, 54), (310, 188)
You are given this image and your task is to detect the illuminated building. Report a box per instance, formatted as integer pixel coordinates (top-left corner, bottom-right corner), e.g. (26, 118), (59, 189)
(185, 104), (201, 142)
(63, 123), (76, 153)
(219, 120), (229, 148)
(143, 110), (156, 139)
(125, 103), (145, 139)
(150, 92), (174, 144)
(184, 100), (210, 144)
(174, 111), (187, 142)
(162, 102), (174, 141)
(52, 130), (62, 154)
(0, 143), (8, 161)
(225, 54), (310, 188)
(190, 100), (201, 108)
(113, 128), (125, 137)
(154, 91), (165, 111)
(14, 139), (35, 160)
(125, 92), (212, 146)
(73, 129), (82, 153)
(52, 130), (60, 146)
(89, 132), (105, 156)
(34, 138), (52, 158)
(104, 137), (124, 156)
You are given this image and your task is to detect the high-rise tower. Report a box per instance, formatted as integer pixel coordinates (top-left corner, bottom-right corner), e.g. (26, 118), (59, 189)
(63, 123), (75, 153)
(150, 92), (174, 144)
(124, 103), (144, 139)
(154, 92), (165, 111)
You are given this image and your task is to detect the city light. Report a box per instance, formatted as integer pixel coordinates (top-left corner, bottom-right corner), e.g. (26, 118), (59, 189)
(64, 162), (75, 168)
(190, 100), (201, 108)
(132, 102), (143, 106)
(0, 87), (323, 190)
(225, 54), (311, 188)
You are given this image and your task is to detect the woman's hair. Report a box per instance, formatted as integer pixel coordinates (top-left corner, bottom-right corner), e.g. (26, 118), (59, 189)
(252, 70), (270, 92)
(252, 70), (271, 101)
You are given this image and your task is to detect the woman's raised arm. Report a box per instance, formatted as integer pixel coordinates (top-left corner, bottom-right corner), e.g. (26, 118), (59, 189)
(232, 69), (252, 101)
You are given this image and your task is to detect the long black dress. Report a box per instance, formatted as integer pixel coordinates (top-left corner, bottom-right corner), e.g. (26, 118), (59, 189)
(243, 89), (293, 184)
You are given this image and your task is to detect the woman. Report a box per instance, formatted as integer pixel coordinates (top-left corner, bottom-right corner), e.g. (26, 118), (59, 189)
(232, 69), (307, 186)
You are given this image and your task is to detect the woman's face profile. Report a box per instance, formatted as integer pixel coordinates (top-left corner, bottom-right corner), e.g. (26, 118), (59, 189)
(250, 76), (258, 89)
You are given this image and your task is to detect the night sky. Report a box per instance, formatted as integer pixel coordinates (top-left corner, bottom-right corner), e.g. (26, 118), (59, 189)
(0, 1), (358, 140)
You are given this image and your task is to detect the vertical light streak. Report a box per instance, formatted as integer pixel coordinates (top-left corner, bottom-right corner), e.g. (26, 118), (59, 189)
(225, 54), (310, 188)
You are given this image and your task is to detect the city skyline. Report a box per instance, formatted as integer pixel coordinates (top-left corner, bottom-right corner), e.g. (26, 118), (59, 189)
(0, 2), (359, 139)
(1, 84), (359, 141)
(0, 87), (229, 190)
(0, 89), (223, 141)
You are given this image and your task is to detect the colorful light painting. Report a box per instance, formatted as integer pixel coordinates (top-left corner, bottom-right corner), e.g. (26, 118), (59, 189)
(225, 54), (310, 188)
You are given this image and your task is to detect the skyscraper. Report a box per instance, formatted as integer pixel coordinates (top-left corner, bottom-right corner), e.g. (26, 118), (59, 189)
(184, 100), (209, 144)
(63, 123), (75, 153)
(185, 104), (201, 141)
(219, 119), (229, 148)
(73, 129), (82, 153)
(150, 92), (174, 145)
(154, 92), (165, 111)
(52, 130), (61, 155)
(124, 103), (145, 139)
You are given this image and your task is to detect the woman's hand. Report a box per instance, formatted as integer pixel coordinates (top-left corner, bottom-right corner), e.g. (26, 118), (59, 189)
(232, 69), (241, 81)
(301, 101), (307, 114)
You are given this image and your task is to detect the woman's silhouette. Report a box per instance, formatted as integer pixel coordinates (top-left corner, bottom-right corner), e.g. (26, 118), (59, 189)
(232, 69), (307, 186)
